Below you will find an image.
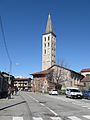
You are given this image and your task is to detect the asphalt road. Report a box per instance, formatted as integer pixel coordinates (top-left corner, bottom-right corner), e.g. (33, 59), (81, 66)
(0, 91), (90, 120)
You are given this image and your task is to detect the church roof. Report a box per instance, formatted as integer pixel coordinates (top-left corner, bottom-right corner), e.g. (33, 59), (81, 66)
(31, 69), (50, 75)
(80, 68), (90, 73)
(45, 14), (54, 34)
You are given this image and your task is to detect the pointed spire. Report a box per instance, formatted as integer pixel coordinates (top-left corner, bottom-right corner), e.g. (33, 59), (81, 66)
(45, 13), (53, 33)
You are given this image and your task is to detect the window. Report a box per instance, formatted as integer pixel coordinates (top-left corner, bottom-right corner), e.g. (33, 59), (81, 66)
(86, 74), (90, 77)
(44, 37), (46, 41)
(25, 83), (27, 85)
(48, 36), (50, 40)
(44, 49), (46, 54)
(44, 43), (46, 47)
(48, 42), (50, 47)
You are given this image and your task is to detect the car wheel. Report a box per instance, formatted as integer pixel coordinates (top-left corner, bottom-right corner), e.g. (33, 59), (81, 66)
(71, 95), (74, 99)
(88, 97), (90, 100)
(66, 95), (68, 98)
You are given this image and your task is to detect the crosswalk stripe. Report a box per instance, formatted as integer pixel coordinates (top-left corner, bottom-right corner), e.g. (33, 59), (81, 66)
(50, 117), (62, 120)
(33, 117), (43, 120)
(13, 117), (23, 120)
(68, 116), (82, 120)
(83, 115), (90, 119)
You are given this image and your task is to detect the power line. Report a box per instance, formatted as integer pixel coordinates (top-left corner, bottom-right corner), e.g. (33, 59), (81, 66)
(0, 16), (12, 73)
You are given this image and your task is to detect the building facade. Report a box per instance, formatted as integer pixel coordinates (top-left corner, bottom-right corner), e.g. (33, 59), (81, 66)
(14, 77), (32, 91)
(42, 14), (56, 70)
(31, 65), (84, 92)
(80, 68), (90, 89)
(0, 72), (15, 98)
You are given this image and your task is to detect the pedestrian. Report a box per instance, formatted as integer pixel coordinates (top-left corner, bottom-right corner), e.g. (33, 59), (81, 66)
(11, 87), (14, 96)
(8, 86), (11, 99)
(15, 86), (18, 95)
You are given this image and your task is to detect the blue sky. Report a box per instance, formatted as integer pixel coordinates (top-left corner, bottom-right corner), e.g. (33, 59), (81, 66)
(0, 0), (90, 77)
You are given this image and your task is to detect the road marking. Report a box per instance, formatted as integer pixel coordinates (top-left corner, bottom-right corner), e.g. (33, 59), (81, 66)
(13, 117), (23, 120)
(88, 108), (90, 109)
(83, 115), (90, 119)
(68, 116), (82, 120)
(40, 103), (45, 106)
(50, 109), (58, 116)
(46, 106), (58, 116)
(33, 117), (43, 120)
(25, 92), (58, 116)
(35, 99), (39, 102)
(24, 92), (39, 102)
(82, 106), (87, 107)
(50, 117), (62, 120)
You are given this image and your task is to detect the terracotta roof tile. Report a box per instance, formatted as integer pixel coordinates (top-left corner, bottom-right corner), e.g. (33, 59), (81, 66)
(80, 68), (90, 72)
(15, 77), (32, 80)
(31, 70), (50, 75)
(81, 77), (90, 82)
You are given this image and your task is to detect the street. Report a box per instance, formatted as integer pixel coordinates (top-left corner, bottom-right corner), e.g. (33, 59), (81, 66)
(0, 91), (90, 120)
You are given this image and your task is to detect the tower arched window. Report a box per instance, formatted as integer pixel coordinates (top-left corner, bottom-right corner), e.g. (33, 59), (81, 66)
(44, 43), (46, 47)
(44, 37), (46, 41)
(44, 49), (46, 54)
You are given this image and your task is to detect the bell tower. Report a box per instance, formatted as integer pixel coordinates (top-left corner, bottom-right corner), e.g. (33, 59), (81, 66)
(42, 14), (56, 70)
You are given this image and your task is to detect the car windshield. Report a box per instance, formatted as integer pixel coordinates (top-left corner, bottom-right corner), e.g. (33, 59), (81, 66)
(52, 90), (57, 91)
(86, 91), (90, 93)
(70, 89), (80, 92)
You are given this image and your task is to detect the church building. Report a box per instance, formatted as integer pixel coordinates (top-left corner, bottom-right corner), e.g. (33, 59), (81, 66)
(31, 14), (84, 92)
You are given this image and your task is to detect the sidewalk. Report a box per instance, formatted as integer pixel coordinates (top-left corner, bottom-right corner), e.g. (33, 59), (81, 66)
(0, 93), (24, 111)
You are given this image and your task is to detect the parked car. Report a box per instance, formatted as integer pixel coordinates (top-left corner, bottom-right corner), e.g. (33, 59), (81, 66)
(49, 89), (58, 95)
(82, 90), (90, 99)
(66, 87), (83, 99)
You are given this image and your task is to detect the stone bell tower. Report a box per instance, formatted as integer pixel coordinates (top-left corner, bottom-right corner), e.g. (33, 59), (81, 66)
(42, 14), (56, 70)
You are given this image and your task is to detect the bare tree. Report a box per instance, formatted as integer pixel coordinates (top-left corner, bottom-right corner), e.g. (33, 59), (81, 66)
(47, 60), (69, 90)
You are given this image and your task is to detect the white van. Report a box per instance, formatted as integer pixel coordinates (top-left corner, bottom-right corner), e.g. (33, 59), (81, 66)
(66, 87), (83, 99)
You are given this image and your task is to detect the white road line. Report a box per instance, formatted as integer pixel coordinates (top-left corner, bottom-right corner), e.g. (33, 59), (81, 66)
(46, 106), (58, 116)
(88, 108), (90, 109)
(13, 117), (23, 120)
(82, 106), (87, 107)
(68, 116), (82, 120)
(24, 92), (58, 116)
(50, 117), (62, 120)
(40, 103), (45, 106)
(50, 109), (58, 116)
(25, 93), (39, 102)
(35, 100), (39, 102)
(83, 115), (90, 119)
(33, 117), (43, 120)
